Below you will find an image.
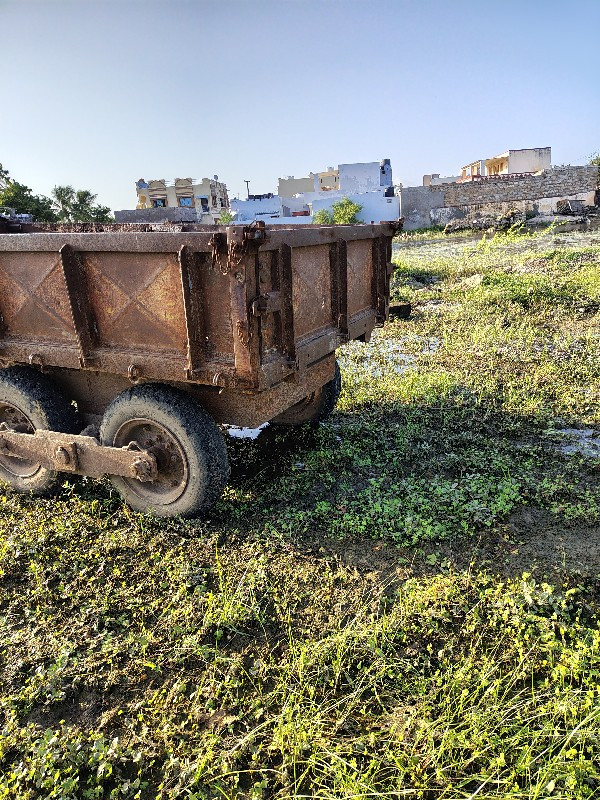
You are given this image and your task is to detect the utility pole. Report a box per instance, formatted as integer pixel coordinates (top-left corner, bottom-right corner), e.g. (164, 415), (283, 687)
(244, 180), (250, 199)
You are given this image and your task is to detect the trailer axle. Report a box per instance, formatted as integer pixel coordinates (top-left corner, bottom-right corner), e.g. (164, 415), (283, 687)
(0, 427), (158, 482)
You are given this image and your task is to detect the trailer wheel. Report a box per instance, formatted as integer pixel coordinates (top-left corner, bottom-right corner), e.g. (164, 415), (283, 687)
(272, 360), (342, 427)
(0, 366), (78, 495)
(100, 384), (229, 518)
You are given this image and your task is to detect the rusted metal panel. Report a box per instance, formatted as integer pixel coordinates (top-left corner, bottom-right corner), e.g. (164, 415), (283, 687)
(374, 236), (390, 322)
(346, 238), (373, 319)
(0, 221), (396, 403)
(279, 243), (296, 363)
(255, 250), (281, 364)
(82, 250), (188, 353)
(329, 240), (348, 339)
(0, 250), (79, 346)
(291, 244), (333, 343)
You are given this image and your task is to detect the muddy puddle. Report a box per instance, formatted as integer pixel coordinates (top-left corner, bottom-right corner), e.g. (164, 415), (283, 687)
(338, 330), (440, 378)
(545, 427), (600, 458)
(223, 330), (435, 448)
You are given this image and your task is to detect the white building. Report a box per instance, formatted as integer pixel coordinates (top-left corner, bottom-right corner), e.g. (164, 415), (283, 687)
(231, 159), (399, 225)
(230, 194), (283, 223)
(310, 191), (399, 224)
(339, 159), (393, 193)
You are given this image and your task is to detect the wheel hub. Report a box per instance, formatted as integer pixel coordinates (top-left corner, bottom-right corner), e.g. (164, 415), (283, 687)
(112, 418), (189, 505)
(0, 403), (40, 478)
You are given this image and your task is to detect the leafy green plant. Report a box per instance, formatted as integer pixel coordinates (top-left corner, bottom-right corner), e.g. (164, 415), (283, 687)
(312, 208), (334, 225)
(0, 180), (57, 222)
(313, 197), (363, 225)
(218, 210), (234, 224)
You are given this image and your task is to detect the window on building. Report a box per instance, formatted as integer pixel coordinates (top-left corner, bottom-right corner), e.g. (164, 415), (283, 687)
(152, 199), (167, 208)
(178, 197), (193, 207)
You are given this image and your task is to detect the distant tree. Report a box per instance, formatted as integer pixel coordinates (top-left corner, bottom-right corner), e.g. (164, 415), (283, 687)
(0, 180), (58, 222)
(51, 185), (76, 221)
(52, 185), (113, 222)
(0, 166), (112, 223)
(313, 197), (363, 225)
(71, 190), (112, 222)
(87, 203), (113, 223)
(72, 189), (98, 221)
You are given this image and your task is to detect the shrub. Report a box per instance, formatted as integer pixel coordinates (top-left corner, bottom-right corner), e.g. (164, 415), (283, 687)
(313, 197), (363, 225)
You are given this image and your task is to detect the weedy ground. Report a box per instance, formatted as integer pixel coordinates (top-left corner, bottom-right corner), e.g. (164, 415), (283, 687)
(0, 227), (599, 799)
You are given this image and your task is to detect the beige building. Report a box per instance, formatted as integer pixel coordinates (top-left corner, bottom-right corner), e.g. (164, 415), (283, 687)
(457, 148), (552, 182)
(316, 168), (339, 191)
(278, 174), (316, 198)
(135, 176), (229, 222)
(459, 160), (486, 181)
(485, 148), (551, 177)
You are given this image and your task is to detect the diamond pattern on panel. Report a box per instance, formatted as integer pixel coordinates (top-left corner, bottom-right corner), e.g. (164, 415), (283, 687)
(84, 261), (130, 335)
(135, 262), (186, 348)
(83, 253), (185, 350)
(0, 254), (76, 340)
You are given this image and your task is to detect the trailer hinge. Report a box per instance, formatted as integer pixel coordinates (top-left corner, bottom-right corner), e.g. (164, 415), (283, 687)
(243, 220), (266, 242)
(250, 291), (282, 316)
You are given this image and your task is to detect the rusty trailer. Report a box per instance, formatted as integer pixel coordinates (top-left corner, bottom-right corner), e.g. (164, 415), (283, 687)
(0, 221), (397, 516)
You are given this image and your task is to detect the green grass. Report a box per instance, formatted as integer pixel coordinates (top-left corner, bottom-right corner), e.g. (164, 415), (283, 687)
(0, 227), (599, 798)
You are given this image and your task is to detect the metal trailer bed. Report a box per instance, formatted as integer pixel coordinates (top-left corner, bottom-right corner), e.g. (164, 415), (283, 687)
(0, 221), (397, 516)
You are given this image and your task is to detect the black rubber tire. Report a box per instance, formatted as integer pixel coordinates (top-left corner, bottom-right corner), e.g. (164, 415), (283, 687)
(0, 366), (78, 495)
(99, 384), (229, 518)
(272, 360), (342, 427)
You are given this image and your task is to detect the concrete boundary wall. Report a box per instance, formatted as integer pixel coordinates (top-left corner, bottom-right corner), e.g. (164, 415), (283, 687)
(401, 166), (599, 230)
(115, 207), (199, 223)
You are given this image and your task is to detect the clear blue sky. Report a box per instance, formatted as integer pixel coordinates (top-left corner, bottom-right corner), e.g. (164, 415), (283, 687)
(1, 0), (598, 211)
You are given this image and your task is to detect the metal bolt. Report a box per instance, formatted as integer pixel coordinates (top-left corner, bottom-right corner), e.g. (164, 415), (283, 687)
(54, 446), (70, 466)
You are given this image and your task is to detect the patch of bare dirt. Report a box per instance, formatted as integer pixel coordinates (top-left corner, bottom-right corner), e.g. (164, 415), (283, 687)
(501, 508), (600, 576)
(297, 506), (600, 589)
